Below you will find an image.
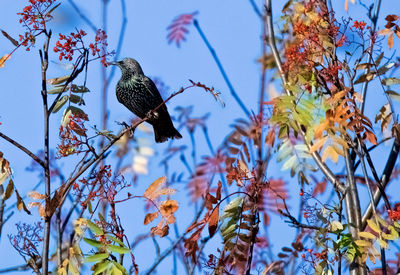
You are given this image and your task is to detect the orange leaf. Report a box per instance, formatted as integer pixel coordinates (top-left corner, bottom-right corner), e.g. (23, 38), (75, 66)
(144, 212), (158, 225)
(388, 32), (394, 49)
(28, 191), (47, 200)
(0, 54), (11, 68)
(208, 206), (219, 237)
(160, 200), (179, 216)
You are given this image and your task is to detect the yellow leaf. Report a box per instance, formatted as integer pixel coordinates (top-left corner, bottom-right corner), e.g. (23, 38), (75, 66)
(0, 54), (11, 68)
(377, 237), (388, 249)
(310, 136), (327, 153)
(344, 0), (348, 12)
(355, 239), (372, 247)
(382, 226), (399, 240)
(322, 146), (339, 163)
(367, 219), (381, 234)
(358, 231), (376, 239)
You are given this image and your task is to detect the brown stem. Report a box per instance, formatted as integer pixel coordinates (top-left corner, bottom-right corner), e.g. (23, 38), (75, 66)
(0, 132), (45, 168)
(40, 30), (52, 275)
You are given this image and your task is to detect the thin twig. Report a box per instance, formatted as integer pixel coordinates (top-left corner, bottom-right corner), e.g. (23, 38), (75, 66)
(193, 19), (251, 118)
(67, 0), (98, 32)
(0, 132), (45, 168)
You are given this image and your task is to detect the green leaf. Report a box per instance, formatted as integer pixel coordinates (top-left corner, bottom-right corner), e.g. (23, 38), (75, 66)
(52, 95), (69, 113)
(85, 252), (109, 263)
(93, 260), (111, 275)
(382, 77), (400, 86)
(106, 235), (125, 246)
(83, 238), (103, 248)
(47, 86), (67, 94)
(111, 262), (128, 275)
(87, 220), (104, 235)
(69, 94), (85, 105)
(108, 244), (130, 254)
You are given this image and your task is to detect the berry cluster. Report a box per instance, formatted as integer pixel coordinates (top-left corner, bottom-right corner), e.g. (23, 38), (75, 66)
(54, 30), (87, 61)
(388, 203), (400, 221)
(58, 112), (89, 157)
(17, 0), (58, 50)
(53, 29), (109, 66)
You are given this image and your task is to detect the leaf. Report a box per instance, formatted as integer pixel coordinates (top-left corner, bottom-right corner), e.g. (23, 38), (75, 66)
(0, 54), (11, 69)
(358, 231), (376, 239)
(47, 76), (70, 85)
(330, 221), (344, 232)
(28, 191), (46, 200)
(144, 176), (176, 201)
(382, 78), (400, 86)
(52, 95), (69, 113)
(3, 179), (13, 201)
(385, 90), (400, 101)
(1, 30), (19, 46)
(71, 84), (90, 93)
(388, 32), (394, 49)
(87, 220), (104, 235)
(108, 244), (131, 254)
(47, 86), (68, 94)
(160, 200), (179, 216)
(144, 212), (159, 225)
(93, 261), (111, 275)
(83, 238), (103, 248)
(69, 94), (85, 105)
(208, 206), (219, 237)
(105, 235), (125, 246)
(85, 253), (109, 263)
(367, 219), (381, 234)
(46, 2), (61, 15)
(15, 189), (31, 215)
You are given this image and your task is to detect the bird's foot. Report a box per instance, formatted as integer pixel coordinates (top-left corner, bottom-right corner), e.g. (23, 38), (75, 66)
(116, 121), (135, 137)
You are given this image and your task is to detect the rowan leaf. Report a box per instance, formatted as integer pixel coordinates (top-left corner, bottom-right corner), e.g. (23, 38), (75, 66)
(144, 212), (159, 225)
(85, 252), (109, 263)
(3, 179), (13, 201)
(0, 54), (11, 68)
(367, 219), (381, 234)
(52, 95), (69, 113)
(108, 244), (130, 254)
(382, 77), (400, 86)
(208, 206), (219, 237)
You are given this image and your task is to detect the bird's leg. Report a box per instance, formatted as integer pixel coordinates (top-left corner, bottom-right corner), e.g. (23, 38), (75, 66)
(116, 121), (136, 137)
(145, 110), (159, 121)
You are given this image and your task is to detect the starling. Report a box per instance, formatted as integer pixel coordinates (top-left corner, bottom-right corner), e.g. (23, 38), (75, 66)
(110, 58), (182, 143)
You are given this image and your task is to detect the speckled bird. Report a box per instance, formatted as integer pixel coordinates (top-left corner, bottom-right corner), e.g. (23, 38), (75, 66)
(110, 58), (182, 143)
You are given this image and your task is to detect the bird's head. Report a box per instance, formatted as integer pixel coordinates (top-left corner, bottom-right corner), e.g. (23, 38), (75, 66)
(109, 58), (144, 76)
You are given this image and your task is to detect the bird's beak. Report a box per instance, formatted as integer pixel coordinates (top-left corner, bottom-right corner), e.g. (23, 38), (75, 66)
(108, 61), (121, 66)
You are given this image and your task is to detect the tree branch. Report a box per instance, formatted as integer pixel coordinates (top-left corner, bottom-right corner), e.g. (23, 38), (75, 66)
(0, 132), (45, 168)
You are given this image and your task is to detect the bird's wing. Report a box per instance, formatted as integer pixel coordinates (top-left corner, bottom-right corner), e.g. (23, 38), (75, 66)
(142, 76), (166, 108)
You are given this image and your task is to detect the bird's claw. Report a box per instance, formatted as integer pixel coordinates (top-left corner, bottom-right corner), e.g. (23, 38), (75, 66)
(116, 121), (135, 137)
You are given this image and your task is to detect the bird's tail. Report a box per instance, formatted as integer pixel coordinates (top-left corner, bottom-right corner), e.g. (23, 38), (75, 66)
(153, 123), (182, 143)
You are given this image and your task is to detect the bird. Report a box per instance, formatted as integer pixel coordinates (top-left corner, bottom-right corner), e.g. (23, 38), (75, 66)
(110, 58), (182, 143)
